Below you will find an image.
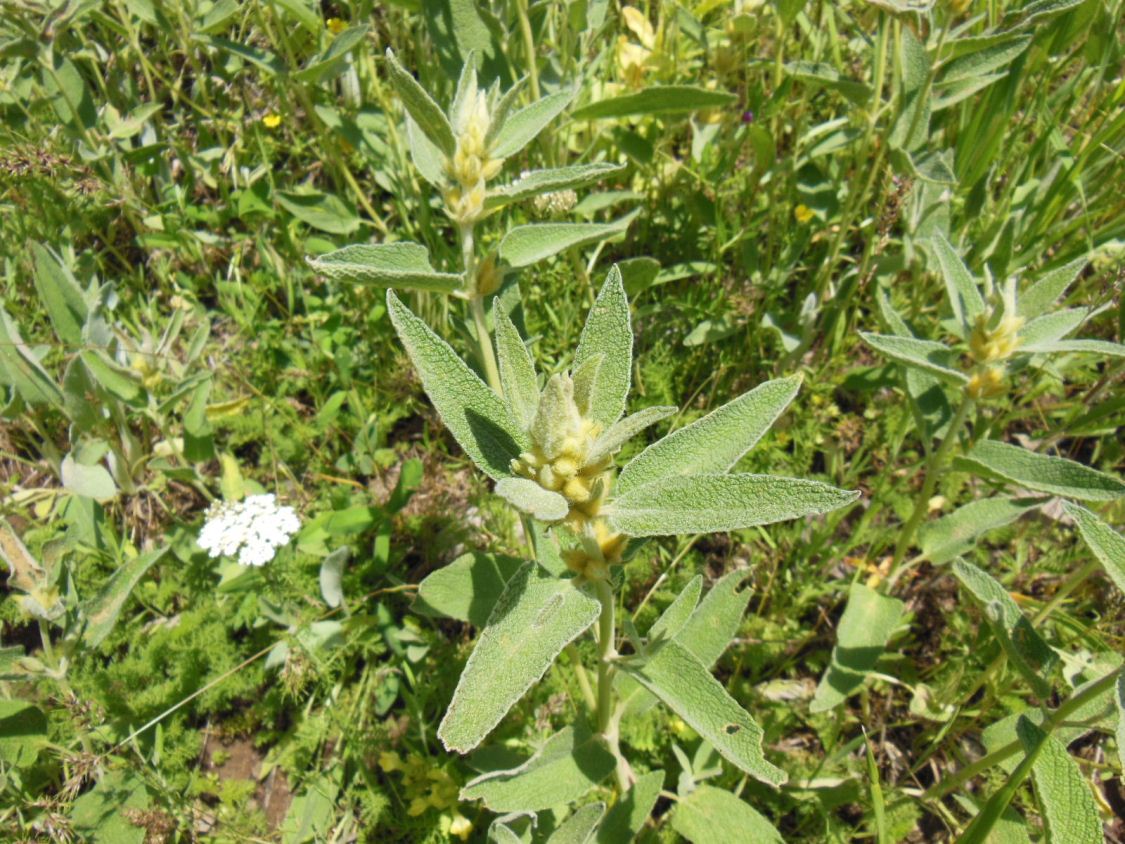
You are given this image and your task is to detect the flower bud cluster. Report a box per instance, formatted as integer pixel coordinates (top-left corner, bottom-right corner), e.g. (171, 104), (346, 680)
(966, 366), (1006, 400)
(443, 88), (503, 225)
(510, 374), (613, 520)
(562, 520), (627, 581)
(969, 311), (1023, 364)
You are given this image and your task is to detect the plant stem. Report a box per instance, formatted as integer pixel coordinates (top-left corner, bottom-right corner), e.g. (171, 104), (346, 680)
(922, 665), (1123, 804)
(514, 0), (540, 101)
(565, 643), (598, 714)
(889, 394), (974, 574)
(594, 579), (616, 735)
(459, 223), (503, 394)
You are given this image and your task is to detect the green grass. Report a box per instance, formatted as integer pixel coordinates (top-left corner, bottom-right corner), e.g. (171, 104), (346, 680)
(1, 0), (1123, 841)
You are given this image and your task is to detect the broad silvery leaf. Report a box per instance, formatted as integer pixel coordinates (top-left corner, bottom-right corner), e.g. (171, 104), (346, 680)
(531, 520), (569, 577)
(587, 405), (676, 464)
(1017, 718), (1103, 844)
(930, 233), (985, 335)
(460, 723), (614, 811)
(956, 440), (1125, 501)
(1018, 308), (1093, 347)
(495, 477), (569, 522)
(572, 85), (738, 119)
(606, 474), (859, 537)
(672, 784), (784, 844)
(938, 35), (1031, 85)
(493, 305), (539, 431)
(571, 352), (603, 418)
(647, 575), (702, 642)
(954, 559), (1058, 697)
(489, 86), (577, 158)
(1063, 501), (1125, 594)
(1018, 256), (1087, 319)
(0, 308), (64, 409)
(617, 375), (801, 495)
(1021, 339), (1125, 358)
(860, 332), (968, 385)
(574, 266), (633, 428)
(620, 639), (786, 785)
(387, 291), (525, 480)
(32, 242), (87, 346)
(811, 583), (904, 712)
(415, 551), (524, 627)
(61, 453), (117, 502)
(486, 163), (625, 210)
(918, 496), (1043, 564)
(82, 547), (168, 647)
(499, 217), (634, 269)
(548, 803), (604, 844)
(384, 49), (455, 155)
(405, 115), (447, 186)
(438, 563), (600, 753)
(308, 243), (462, 293)
(595, 770), (662, 843)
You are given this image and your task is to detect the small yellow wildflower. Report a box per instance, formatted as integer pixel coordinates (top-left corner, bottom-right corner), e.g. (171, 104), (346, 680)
(262, 113), (282, 129)
(966, 367), (1006, 400)
(794, 204), (815, 224)
(326, 17), (347, 35)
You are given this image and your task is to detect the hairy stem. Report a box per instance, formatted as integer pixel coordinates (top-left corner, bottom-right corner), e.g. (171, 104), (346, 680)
(514, 0), (540, 101)
(889, 394), (974, 575)
(595, 579), (616, 735)
(459, 223), (503, 394)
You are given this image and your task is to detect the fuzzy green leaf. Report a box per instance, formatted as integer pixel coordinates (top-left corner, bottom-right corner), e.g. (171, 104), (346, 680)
(308, 243), (462, 293)
(532, 521), (570, 577)
(676, 570), (753, 668)
(438, 563), (600, 753)
(621, 639), (786, 785)
(0, 308), (64, 408)
(0, 700), (48, 768)
(486, 163), (625, 209)
(387, 291), (525, 480)
(930, 234), (985, 334)
(919, 496), (1043, 564)
(574, 266), (633, 428)
(1116, 675), (1125, 773)
(1018, 257), (1087, 319)
(957, 440), (1125, 501)
(405, 114), (448, 186)
(785, 61), (872, 105)
(672, 784), (784, 844)
(415, 551), (524, 626)
(1018, 308), (1091, 347)
(494, 305), (539, 431)
(953, 559), (1058, 697)
(499, 217), (634, 269)
(572, 85), (738, 119)
(495, 478), (569, 522)
(938, 36), (1031, 85)
(384, 49), (455, 156)
(607, 474), (860, 537)
(61, 453), (117, 502)
(648, 576), (703, 641)
(588, 405), (676, 463)
(80, 350), (143, 403)
(811, 583), (905, 712)
(571, 353), (603, 418)
(618, 375), (801, 495)
(1021, 339), (1125, 358)
(1063, 501), (1125, 594)
(82, 547), (169, 647)
(596, 770), (663, 843)
(460, 724), (615, 811)
(548, 803), (605, 844)
(860, 332), (968, 384)
(490, 87), (577, 158)
(1017, 718), (1103, 844)
(32, 243), (87, 346)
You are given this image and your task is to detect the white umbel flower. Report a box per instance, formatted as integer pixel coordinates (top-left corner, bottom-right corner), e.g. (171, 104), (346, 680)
(198, 494), (300, 567)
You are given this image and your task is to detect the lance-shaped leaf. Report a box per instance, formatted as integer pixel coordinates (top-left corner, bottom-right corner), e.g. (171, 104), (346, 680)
(785, 61), (872, 105)
(1018, 256), (1087, 319)
(1019, 308), (1094, 347)
(532, 521), (569, 577)
(490, 86), (577, 158)
(930, 233), (985, 335)
(859, 332), (968, 385)
(606, 474), (859, 537)
(61, 453), (117, 502)
(919, 496), (1043, 564)
(387, 291), (524, 480)
(308, 243), (462, 293)
(953, 559), (1058, 697)
(1017, 718), (1103, 844)
(574, 266), (633, 428)
(80, 350), (143, 403)
(587, 405), (676, 464)
(494, 305), (539, 431)
(956, 440), (1125, 501)
(938, 35), (1031, 85)
(439, 563), (600, 753)
(572, 85), (738, 120)
(499, 217), (634, 269)
(82, 547), (169, 647)
(0, 308), (64, 408)
(620, 639), (786, 785)
(1022, 339), (1125, 358)
(548, 803), (605, 844)
(618, 375), (801, 495)
(384, 49), (455, 156)
(596, 770), (663, 843)
(486, 163), (625, 210)
(32, 242), (87, 346)
(810, 583), (905, 712)
(571, 353), (603, 418)
(1063, 501), (1125, 594)
(405, 115), (447, 186)
(495, 478), (569, 522)
(648, 575), (702, 642)
(460, 724), (615, 811)
(672, 784), (784, 844)
(415, 551), (524, 627)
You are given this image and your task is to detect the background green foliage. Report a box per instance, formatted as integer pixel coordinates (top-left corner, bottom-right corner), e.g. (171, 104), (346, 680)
(1, 0), (1123, 841)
